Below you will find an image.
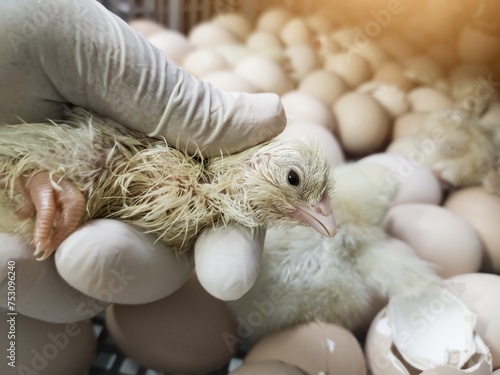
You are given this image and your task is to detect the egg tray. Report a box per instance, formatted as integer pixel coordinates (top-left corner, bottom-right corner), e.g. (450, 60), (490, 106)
(87, 314), (242, 375)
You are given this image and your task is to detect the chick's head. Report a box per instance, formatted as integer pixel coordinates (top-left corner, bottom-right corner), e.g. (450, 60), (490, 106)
(244, 138), (336, 237)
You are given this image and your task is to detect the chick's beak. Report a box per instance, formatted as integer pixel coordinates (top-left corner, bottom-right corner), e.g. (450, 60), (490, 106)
(291, 190), (337, 237)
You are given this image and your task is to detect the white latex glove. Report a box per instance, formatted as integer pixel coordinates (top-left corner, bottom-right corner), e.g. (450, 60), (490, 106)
(0, 0), (285, 320)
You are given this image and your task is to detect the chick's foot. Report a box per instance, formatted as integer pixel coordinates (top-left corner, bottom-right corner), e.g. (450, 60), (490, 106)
(17, 172), (85, 261)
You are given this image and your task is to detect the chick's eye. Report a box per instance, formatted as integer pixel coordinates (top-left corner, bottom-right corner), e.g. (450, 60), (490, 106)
(287, 169), (300, 186)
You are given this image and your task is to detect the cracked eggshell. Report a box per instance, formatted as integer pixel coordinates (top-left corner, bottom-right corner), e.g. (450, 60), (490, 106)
(359, 153), (442, 206)
(383, 204), (483, 278)
(374, 61), (415, 92)
(231, 360), (307, 375)
(324, 53), (371, 88)
(298, 70), (347, 106)
(281, 91), (337, 133)
(366, 287), (492, 375)
(182, 49), (229, 78)
(447, 273), (500, 370)
(244, 321), (366, 375)
(358, 82), (410, 118)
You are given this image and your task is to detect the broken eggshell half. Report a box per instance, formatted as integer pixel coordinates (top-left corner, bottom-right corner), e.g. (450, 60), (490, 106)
(366, 283), (492, 375)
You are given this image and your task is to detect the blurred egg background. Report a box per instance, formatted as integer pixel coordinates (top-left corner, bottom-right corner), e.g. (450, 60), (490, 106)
(29, 1), (500, 374)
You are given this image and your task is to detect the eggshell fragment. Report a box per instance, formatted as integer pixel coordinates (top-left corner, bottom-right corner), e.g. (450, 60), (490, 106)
(245, 322), (367, 375)
(231, 360), (307, 375)
(457, 26), (500, 64)
(0, 312), (96, 375)
(324, 53), (371, 88)
(359, 153), (442, 206)
(407, 87), (454, 112)
(105, 274), (238, 374)
(256, 8), (291, 35)
(277, 121), (345, 167)
(128, 18), (166, 38)
(383, 204), (483, 278)
(298, 70), (347, 106)
(392, 112), (429, 139)
(212, 12), (252, 41)
(188, 22), (238, 49)
(201, 70), (259, 93)
(333, 92), (390, 156)
(444, 187), (500, 273)
(182, 48), (229, 77)
(374, 61), (415, 91)
(447, 273), (500, 369)
(358, 82), (410, 118)
(281, 91), (337, 132)
(147, 30), (192, 65)
(284, 44), (319, 82)
(279, 18), (312, 46)
(235, 56), (293, 95)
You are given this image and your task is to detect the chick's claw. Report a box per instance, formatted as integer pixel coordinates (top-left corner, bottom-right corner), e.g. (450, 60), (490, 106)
(18, 172), (86, 261)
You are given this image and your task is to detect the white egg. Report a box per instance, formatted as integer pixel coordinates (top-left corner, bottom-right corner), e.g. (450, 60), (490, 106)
(234, 55), (293, 95)
(457, 26), (500, 64)
(358, 82), (409, 118)
(182, 49), (229, 78)
(278, 121), (345, 167)
(324, 53), (371, 88)
(281, 91), (337, 133)
(392, 112), (429, 139)
(298, 69), (347, 106)
(201, 70), (259, 93)
(128, 18), (166, 38)
(256, 8), (291, 35)
(147, 30), (192, 66)
(212, 12), (252, 41)
(279, 18), (312, 46)
(407, 87), (454, 112)
(188, 22), (238, 49)
(246, 31), (282, 51)
(333, 92), (390, 156)
(284, 44), (319, 82)
(215, 43), (250, 67)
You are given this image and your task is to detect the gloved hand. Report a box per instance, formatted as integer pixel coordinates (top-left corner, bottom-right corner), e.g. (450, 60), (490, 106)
(0, 0), (286, 324)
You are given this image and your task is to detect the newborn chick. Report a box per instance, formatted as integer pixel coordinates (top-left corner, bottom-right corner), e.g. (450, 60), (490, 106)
(0, 108), (335, 260)
(228, 163), (439, 343)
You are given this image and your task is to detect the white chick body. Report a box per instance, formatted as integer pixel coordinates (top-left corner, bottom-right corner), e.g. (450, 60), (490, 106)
(229, 163), (439, 343)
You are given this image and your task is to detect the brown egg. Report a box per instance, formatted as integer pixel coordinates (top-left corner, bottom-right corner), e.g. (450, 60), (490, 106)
(358, 82), (410, 118)
(0, 312), (96, 375)
(232, 360), (307, 375)
(392, 112), (429, 140)
(383, 203), (483, 278)
(457, 26), (500, 64)
(324, 53), (371, 88)
(188, 22), (238, 49)
(298, 69), (347, 106)
(245, 321), (367, 375)
(444, 187), (500, 273)
(212, 12), (252, 41)
(281, 91), (337, 133)
(105, 274), (238, 374)
(201, 70), (259, 93)
(447, 273), (500, 369)
(373, 61), (415, 91)
(407, 87), (454, 112)
(333, 92), (390, 156)
(147, 30), (192, 66)
(128, 18), (166, 38)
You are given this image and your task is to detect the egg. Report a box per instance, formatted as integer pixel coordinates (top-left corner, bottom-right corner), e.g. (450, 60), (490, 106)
(392, 112), (429, 139)
(403, 55), (445, 83)
(246, 31), (283, 51)
(284, 44), (319, 82)
(457, 26), (500, 64)
(281, 91), (337, 133)
(330, 27), (358, 46)
(215, 43), (250, 66)
(373, 61), (415, 91)
(235, 55), (293, 95)
(298, 69), (347, 106)
(0, 311), (96, 375)
(105, 274), (238, 374)
(333, 92), (390, 156)
(279, 17), (312, 47)
(359, 153), (442, 206)
(201, 70), (259, 93)
(305, 12), (333, 34)
(386, 136), (420, 158)
(128, 18), (166, 38)
(354, 42), (389, 71)
(324, 53), (371, 88)
(188, 22), (238, 49)
(358, 82), (410, 118)
(182, 48), (229, 78)
(383, 203), (483, 278)
(447, 273), (500, 369)
(244, 322), (367, 375)
(256, 8), (291, 35)
(277, 121), (345, 167)
(376, 34), (417, 61)
(212, 12), (252, 41)
(147, 30), (192, 66)
(231, 360), (307, 375)
(407, 87), (454, 112)
(444, 187), (500, 273)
